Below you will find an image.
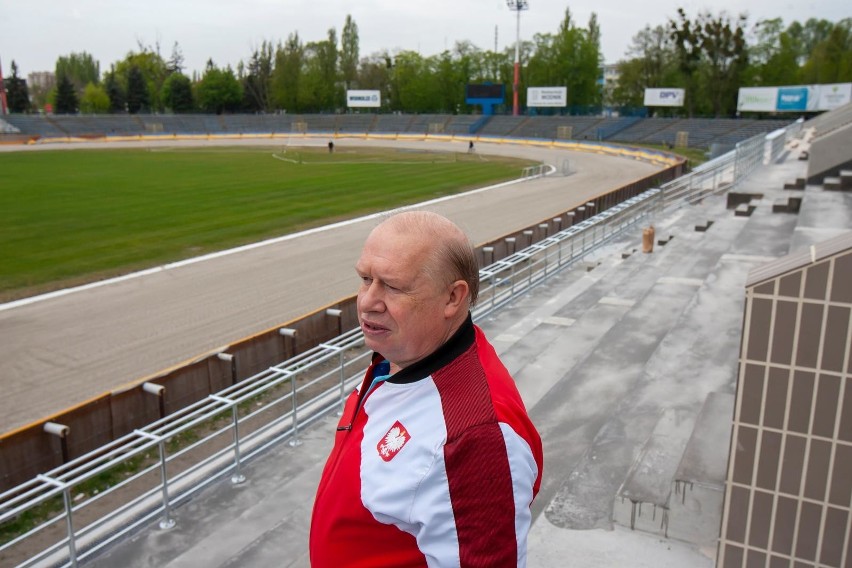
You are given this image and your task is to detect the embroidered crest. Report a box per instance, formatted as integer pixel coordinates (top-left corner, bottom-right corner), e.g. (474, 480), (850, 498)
(377, 420), (410, 461)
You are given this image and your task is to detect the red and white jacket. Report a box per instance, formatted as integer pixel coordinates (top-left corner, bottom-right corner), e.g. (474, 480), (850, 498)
(310, 316), (543, 567)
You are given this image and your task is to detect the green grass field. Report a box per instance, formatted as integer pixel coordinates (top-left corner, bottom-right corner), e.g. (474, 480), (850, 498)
(0, 146), (533, 301)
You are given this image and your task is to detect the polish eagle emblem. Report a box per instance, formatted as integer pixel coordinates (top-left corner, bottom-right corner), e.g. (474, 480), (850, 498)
(377, 420), (410, 461)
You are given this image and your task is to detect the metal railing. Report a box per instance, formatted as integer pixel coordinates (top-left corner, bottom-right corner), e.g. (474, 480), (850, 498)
(0, 125), (797, 567)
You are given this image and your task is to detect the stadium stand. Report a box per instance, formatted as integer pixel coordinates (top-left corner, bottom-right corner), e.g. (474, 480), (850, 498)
(0, 117), (21, 133)
(476, 115), (526, 137)
(336, 113), (376, 134)
(371, 113), (415, 133)
(442, 114), (482, 135)
(406, 113), (451, 133)
(1, 112), (797, 149)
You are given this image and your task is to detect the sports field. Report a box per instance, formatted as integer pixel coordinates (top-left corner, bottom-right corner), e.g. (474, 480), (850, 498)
(0, 145), (533, 300)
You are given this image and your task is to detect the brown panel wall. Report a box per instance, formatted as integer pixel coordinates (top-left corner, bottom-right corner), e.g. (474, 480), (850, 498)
(719, 240), (852, 568)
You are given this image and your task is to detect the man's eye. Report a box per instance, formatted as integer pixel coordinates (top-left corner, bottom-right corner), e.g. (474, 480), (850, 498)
(360, 276), (372, 285)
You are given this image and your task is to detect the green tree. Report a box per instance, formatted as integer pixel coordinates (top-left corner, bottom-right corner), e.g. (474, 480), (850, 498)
(112, 49), (168, 112)
(801, 19), (852, 83)
(54, 74), (78, 114)
(271, 33), (304, 112)
(242, 40), (275, 112)
(669, 8), (704, 116)
(126, 65), (150, 113)
(698, 11), (749, 116)
(103, 68), (126, 112)
(300, 28), (340, 111)
(161, 72), (194, 112)
(5, 60), (31, 113)
(197, 60), (242, 114)
(55, 52), (100, 96)
(340, 15), (360, 91)
(357, 51), (392, 109)
(79, 82), (110, 113)
(749, 18), (802, 86)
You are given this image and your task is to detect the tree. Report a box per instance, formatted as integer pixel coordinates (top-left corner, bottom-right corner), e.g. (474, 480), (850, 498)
(79, 83), (110, 113)
(300, 28), (340, 111)
(749, 18), (802, 86)
(103, 68), (126, 113)
(801, 19), (852, 83)
(242, 40), (274, 112)
(54, 74), (78, 114)
(5, 60), (31, 113)
(271, 33), (304, 112)
(698, 11), (749, 117)
(126, 65), (150, 113)
(197, 60), (242, 114)
(112, 49), (168, 112)
(55, 52), (100, 96)
(669, 8), (704, 116)
(340, 15), (360, 91)
(166, 42), (185, 74)
(161, 72), (194, 112)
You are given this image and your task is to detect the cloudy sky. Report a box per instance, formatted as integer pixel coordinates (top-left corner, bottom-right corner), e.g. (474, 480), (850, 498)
(1, 0), (848, 78)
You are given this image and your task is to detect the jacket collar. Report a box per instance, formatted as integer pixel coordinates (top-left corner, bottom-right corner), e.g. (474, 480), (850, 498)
(378, 313), (475, 384)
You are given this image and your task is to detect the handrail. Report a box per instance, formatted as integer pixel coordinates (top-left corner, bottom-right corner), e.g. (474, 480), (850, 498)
(0, 123), (800, 567)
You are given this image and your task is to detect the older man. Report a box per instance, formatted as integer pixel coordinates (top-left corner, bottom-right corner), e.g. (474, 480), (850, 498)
(310, 211), (543, 567)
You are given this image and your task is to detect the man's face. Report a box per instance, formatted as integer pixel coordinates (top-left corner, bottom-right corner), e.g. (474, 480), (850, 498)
(355, 224), (454, 371)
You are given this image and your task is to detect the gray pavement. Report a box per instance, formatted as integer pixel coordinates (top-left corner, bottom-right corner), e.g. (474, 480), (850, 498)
(0, 138), (661, 435)
(84, 145), (851, 568)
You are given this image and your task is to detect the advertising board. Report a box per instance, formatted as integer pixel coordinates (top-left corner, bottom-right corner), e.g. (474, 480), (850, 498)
(527, 86), (567, 107)
(643, 88), (685, 107)
(738, 83), (851, 112)
(346, 90), (381, 108)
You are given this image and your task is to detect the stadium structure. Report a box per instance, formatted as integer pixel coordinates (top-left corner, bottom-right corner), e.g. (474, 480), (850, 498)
(0, 106), (851, 567)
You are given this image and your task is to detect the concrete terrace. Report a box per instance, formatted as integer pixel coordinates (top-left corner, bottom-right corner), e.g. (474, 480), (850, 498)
(79, 134), (851, 567)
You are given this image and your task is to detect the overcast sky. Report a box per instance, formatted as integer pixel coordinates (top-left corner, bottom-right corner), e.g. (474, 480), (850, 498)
(1, 0), (848, 79)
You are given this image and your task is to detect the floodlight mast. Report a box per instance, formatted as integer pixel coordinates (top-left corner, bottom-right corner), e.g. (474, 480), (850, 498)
(506, 0), (528, 116)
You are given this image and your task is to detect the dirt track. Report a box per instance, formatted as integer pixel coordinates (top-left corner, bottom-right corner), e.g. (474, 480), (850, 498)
(0, 137), (661, 434)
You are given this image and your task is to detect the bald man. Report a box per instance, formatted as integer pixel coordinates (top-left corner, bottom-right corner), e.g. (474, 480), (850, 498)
(310, 211), (543, 567)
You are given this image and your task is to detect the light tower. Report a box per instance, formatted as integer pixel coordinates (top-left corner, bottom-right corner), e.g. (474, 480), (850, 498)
(506, 0), (528, 116)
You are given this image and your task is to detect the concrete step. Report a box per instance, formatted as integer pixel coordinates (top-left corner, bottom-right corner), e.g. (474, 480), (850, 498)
(824, 176), (842, 190)
(612, 408), (698, 536)
(668, 392), (734, 547)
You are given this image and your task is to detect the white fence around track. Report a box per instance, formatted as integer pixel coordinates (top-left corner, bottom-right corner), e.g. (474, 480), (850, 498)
(0, 122), (802, 568)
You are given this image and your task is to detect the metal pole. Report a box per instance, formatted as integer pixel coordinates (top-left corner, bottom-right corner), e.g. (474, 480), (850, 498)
(230, 405), (246, 484)
(338, 352), (345, 414)
(63, 488), (78, 568)
(158, 440), (176, 530)
(513, 7), (520, 116)
(289, 373), (302, 447)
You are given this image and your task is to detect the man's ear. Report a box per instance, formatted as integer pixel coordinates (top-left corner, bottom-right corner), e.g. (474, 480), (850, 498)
(444, 280), (469, 318)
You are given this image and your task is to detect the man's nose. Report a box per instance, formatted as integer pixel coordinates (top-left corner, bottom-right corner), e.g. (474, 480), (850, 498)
(359, 281), (385, 312)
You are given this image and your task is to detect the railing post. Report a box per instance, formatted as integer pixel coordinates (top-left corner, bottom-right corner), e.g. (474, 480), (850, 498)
(63, 488), (78, 568)
(289, 372), (303, 447)
(230, 404), (246, 484)
(157, 440), (176, 530)
(338, 351), (346, 414)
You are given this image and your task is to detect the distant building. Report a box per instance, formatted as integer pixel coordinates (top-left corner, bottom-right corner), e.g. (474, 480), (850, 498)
(599, 63), (620, 113)
(27, 71), (55, 92)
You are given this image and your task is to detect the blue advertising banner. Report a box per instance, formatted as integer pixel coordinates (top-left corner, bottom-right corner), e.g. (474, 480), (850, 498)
(776, 87), (808, 111)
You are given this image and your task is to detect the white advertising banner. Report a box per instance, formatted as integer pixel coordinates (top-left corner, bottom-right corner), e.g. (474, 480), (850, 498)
(346, 90), (381, 108)
(738, 83), (851, 112)
(817, 83), (852, 110)
(527, 87), (567, 107)
(643, 88), (685, 107)
(737, 87), (779, 112)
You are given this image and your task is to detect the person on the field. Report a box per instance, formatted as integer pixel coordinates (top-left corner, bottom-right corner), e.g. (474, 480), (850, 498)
(310, 210), (543, 567)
